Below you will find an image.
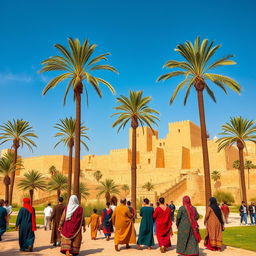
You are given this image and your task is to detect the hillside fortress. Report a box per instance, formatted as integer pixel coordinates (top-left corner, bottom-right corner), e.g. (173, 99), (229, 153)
(1, 120), (256, 205)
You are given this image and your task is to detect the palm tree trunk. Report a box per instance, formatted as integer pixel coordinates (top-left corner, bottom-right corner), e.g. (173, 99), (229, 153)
(131, 124), (137, 214)
(57, 189), (61, 200)
(10, 145), (19, 204)
(237, 142), (247, 203)
(30, 189), (34, 205)
(248, 168), (250, 190)
(196, 86), (212, 207)
(4, 175), (10, 201)
(67, 139), (74, 200)
(73, 83), (82, 198)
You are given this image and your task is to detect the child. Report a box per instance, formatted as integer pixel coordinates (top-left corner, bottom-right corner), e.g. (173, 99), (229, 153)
(88, 209), (100, 240)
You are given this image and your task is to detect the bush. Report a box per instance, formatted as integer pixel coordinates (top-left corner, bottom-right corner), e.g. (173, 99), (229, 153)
(82, 202), (105, 217)
(214, 191), (235, 204)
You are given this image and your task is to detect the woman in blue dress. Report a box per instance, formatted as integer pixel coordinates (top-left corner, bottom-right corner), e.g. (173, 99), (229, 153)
(101, 202), (113, 241)
(0, 199), (7, 241)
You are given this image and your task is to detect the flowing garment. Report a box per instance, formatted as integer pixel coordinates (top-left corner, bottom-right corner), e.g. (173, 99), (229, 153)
(0, 206), (7, 238)
(16, 198), (36, 251)
(101, 208), (113, 237)
(153, 206), (172, 248)
(221, 204), (229, 224)
(112, 204), (136, 245)
(137, 206), (155, 247)
(50, 203), (65, 244)
(88, 213), (100, 239)
(204, 198), (224, 251)
(176, 196), (201, 256)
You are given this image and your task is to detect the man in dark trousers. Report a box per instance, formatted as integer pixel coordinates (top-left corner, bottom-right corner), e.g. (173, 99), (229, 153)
(249, 201), (256, 225)
(169, 201), (176, 222)
(239, 201), (248, 225)
(50, 197), (65, 246)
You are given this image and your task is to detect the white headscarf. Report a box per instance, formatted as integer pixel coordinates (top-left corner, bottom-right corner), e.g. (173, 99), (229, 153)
(66, 195), (79, 221)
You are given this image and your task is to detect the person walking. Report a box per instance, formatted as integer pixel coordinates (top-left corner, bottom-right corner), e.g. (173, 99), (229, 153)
(4, 200), (12, 230)
(239, 201), (248, 225)
(176, 196), (201, 256)
(153, 197), (172, 253)
(59, 195), (86, 256)
(204, 197), (224, 251)
(50, 197), (65, 246)
(44, 203), (53, 230)
(127, 201), (135, 222)
(112, 198), (136, 252)
(248, 201), (256, 225)
(88, 209), (100, 240)
(220, 202), (230, 224)
(137, 198), (154, 250)
(101, 202), (113, 241)
(168, 201), (176, 222)
(15, 198), (36, 252)
(0, 199), (7, 241)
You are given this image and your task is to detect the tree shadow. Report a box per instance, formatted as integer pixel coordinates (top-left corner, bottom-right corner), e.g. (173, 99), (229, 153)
(79, 248), (104, 255)
(1, 248), (44, 256)
(33, 245), (57, 252)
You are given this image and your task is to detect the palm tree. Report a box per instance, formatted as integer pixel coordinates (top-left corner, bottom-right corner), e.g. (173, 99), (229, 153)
(233, 160), (240, 169)
(0, 151), (22, 201)
(40, 38), (118, 197)
(121, 184), (130, 196)
(157, 37), (241, 206)
(48, 172), (68, 199)
(18, 170), (47, 204)
(0, 119), (38, 204)
(217, 117), (256, 203)
(142, 182), (155, 192)
(93, 170), (103, 183)
(211, 170), (221, 182)
(79, 182), (90, 200)
(112, 90), (159, 212)
(48, 165), (58, 176)
(54, 117), (89, 199)
(96, 179), (120, 203)
(244, 160), (254, 190)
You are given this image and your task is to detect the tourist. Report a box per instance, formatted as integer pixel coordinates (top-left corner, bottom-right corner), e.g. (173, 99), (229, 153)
(249, 201), (256, 225)
(168, 200), (176, 222)
(204, 197), (224, 251)
(59, 195), (86, 256)
(220, 201), (230, 224)
(44, 203), (53, 230)
(112, 198), (136, 252)
(110, 196), (118, 212)
(176, 196), (201, 256)
(50, 197), (65, 246)
(0, 199), (7, 241)
(127, 200), (135, 221)
(15, 198), (36, 252)
(137, 198), (154, 250)
(101, 202), (113, 241)
(153, 197), (172, 253)
(88, 209), (100, 240)
(239, 201), (248, 225)
(4, 200), (12, 229)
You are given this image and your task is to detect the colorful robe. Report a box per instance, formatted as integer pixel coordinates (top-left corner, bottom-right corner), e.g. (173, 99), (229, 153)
(112, 204), (136, 245)
(137, 206), (154, 247)
(88, 213), (100, 239)
(101, 208), (113, 237)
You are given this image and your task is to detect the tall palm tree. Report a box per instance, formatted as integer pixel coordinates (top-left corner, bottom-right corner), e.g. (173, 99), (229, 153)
(142, 182), (155, 192)
(54, 117), (89, 199)
(121, 184), (130, 196)
(96, 179), (120, 203)
(48, 172), (68, 199)
(217, 117), (256, 203)
(40, 38), (118, 196)
(93, 170), (103, 183)
(112, 90), (159, 212)
(79, 182), (90, 200)
(0, 119), (38, 204)
(244, 160), (254, 189)
(211, 170), (221, 182)
(157, 37), (241, 206)
(233, 160), (240, 170)
(0, 151), (22, 201)
(18, 170), (47, 204)
(48, 165), (58, 176)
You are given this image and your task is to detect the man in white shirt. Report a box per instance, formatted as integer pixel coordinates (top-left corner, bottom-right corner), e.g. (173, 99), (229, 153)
(44, 203), (53, 231)
(4, 200), (12, 229)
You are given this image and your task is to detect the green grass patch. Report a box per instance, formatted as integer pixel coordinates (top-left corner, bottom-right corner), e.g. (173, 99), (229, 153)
(10, 215), (45, 225)
(200, 226), (256, 252)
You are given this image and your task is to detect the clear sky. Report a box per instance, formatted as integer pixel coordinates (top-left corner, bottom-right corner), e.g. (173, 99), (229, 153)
(0, 0), (256, 158)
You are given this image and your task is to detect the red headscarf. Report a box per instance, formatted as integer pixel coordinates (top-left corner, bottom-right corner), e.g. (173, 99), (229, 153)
(183, 196), (201, 243)
(23, 198), (36, 231)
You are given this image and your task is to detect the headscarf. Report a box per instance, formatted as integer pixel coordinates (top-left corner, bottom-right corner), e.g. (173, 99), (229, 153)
(209, 197), (224, 226)
(183, 196), (201, 243)
(66, 195), (79, 221)
(23, 198), (36, 231)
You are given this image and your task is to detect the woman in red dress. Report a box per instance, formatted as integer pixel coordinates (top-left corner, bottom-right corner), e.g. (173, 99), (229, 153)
(153, 197), (172, 253)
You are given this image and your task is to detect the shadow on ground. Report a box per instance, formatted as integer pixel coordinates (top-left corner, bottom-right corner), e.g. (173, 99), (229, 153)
(80, 248), (104, 255)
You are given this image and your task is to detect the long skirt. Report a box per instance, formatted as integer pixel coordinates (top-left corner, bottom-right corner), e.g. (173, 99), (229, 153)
(103, 224), (112, 237)
(61, 230), (82, 255)
(156, 233), (171, 248)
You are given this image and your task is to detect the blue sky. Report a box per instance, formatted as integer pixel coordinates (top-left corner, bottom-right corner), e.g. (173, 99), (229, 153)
(0, 0), (256, 157)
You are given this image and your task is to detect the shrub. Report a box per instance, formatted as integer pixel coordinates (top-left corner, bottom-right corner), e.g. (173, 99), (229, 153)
(82, 202), (105, 217)
(214, 191), (235, 204)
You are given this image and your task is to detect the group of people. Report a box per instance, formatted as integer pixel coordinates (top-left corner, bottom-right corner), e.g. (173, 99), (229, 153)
(0, 194), (248, 255)
(239, 201), (256, 225)
(0, 199), (12, 241)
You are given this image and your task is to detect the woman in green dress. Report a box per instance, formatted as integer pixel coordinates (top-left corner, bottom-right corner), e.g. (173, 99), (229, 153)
(137, 198), (155, 249)
(0, 199), (7, 241)
(176, 196), (201, 256)
(16, 198), (36, 252)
